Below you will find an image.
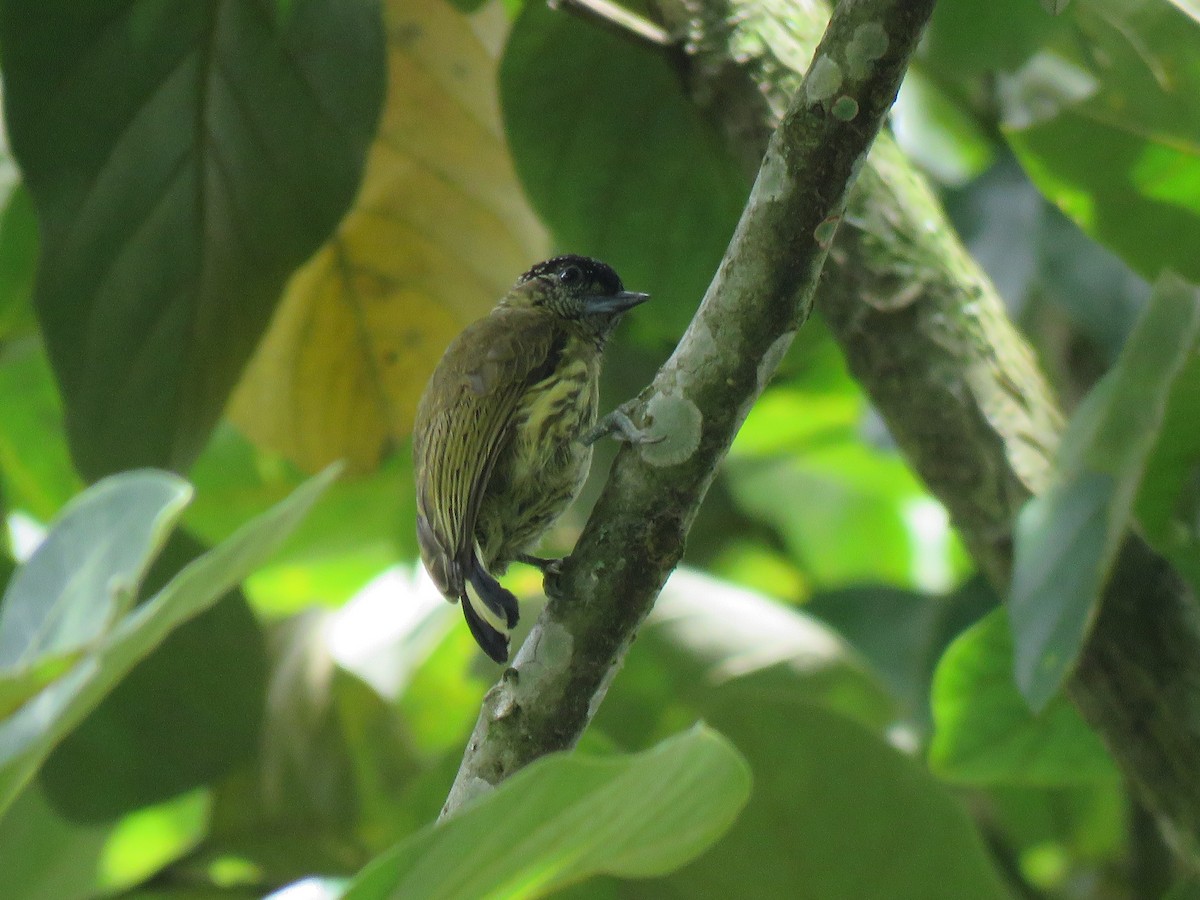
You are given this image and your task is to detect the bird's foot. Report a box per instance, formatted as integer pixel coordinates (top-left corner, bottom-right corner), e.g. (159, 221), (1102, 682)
(517, 554), (569, 599)
(516, 553), (563, 577)
(583, 405), (664, 446)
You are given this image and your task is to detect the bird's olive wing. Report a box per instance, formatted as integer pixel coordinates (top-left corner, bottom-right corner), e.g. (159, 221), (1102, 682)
(413, 308), (562, 598)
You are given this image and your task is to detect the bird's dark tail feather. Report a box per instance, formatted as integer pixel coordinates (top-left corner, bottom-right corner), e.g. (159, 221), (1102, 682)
(469, 559), (520, 628)
(461, 593), (510, 663)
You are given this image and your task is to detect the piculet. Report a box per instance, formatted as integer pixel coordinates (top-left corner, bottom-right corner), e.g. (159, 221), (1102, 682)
(413, 255), (648, 662)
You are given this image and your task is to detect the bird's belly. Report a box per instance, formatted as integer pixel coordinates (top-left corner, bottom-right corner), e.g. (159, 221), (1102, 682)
(476, 361), (598, 568)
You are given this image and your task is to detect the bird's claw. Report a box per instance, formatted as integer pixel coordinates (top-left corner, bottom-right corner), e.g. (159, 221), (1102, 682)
(584, 406), (664, 446)
(517, 554), (567, 599)
(517, 553), (563, 577)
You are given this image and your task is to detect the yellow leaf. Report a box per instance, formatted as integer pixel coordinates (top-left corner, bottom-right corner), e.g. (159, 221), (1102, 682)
(229, 0), (547, 472)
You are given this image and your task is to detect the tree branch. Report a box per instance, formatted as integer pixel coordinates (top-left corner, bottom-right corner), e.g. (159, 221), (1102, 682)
(652, 0), (1200, 865)
(441, 0), (936, 817)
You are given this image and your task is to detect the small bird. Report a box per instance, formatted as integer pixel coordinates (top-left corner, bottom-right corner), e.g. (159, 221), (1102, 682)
(413, 255), (648, 662)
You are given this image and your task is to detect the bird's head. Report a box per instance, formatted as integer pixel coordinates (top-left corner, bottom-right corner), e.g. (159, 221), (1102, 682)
(502, 255), (649, 343)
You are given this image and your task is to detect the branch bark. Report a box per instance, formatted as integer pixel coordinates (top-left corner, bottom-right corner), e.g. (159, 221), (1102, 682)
(653, 0), (1200, 866)
(441, 0), (936, 816)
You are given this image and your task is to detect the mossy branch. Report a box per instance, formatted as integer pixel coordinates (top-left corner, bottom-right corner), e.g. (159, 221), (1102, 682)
(653, 0), (1200, 866)
(441, 0), (936, 816)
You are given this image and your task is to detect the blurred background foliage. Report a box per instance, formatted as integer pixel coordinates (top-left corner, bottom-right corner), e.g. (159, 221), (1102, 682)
(0, 0), (1197, 897)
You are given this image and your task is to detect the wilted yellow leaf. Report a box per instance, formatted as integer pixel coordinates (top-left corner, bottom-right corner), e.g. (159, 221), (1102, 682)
(229, 0), (547, 472)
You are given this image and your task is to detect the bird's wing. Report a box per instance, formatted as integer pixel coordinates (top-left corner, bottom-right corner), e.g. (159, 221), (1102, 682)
(413, 307), (563, 599)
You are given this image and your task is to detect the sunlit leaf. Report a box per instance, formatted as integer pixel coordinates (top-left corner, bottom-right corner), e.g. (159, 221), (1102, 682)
(930, 609), (1117, 784)
(726, 429), (958, 591)
(1010, 112), (1200, 284)
(186, 426), (416, 613)
(342, 726), (750, 900)
(0, 340), (83, 522)
(0, 471), (192, 676)
(231, 0), (547, 472)
(1006, 0), (1200, 282)
(0, 784), (210, 900)
(0, 466), (337, 815)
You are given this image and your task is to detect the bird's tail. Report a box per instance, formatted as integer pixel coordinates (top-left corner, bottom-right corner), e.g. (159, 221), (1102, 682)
(461, 554), (520, 663)
(460, 593), (510, 664)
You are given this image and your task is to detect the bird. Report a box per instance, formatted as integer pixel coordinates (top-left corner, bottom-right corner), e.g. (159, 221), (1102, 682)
(413, 255), (648, 663)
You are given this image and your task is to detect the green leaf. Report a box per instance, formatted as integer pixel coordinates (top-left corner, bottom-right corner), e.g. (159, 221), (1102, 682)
(923, 0), (1067, 77)
(1135, 345), (1200, 592)
(726, 440), (956, 590)
(590, 573), (1008, 899)
(341, 726), (750, 900)
(500, 0), (748, 341)
(185, 425), (417, 615)
(0, 465), (338, 815)
(631, 569), (896, 732)
(41, 576), (267, 821)
(1005, 0), (1200, 282)
(1165, 875), (1200, 900)
(1010, 274), (1200, 710)
(0, 784), (208, 900)
(930, 609), (1117, 784)
(0, 0), (385, 478)
(1010, 109), (1200, 285)
(0, 651), (84, 721)
(0, 471), (192, 676)
(632, 702), (1009, 900)
(1010, 470), (1114, 709)
(1137, 350), (1200, 537)
(93, 788), (210, 892)
(0, 784), (113, 900)
(806, 577), (997, 727)
(0, 186), (39, 341)
(0, 340), (84, 522)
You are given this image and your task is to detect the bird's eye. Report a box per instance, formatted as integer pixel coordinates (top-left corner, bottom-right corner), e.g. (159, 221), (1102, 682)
(559, 266), (581, 285)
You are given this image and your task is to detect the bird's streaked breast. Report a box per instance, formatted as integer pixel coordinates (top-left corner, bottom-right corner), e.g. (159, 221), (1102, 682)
(516, 356), (596, 451)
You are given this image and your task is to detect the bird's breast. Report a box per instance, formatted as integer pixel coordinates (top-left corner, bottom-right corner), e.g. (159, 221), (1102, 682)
(513, 355), (598, 455)
(474, 351), (599, 569)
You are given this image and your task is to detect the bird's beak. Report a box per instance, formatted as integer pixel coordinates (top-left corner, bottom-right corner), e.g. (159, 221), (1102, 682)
(585, 290), (650, 315)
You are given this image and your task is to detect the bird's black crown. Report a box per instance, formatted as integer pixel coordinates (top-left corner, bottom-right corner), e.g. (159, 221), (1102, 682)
(518, 255), (625, 296)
